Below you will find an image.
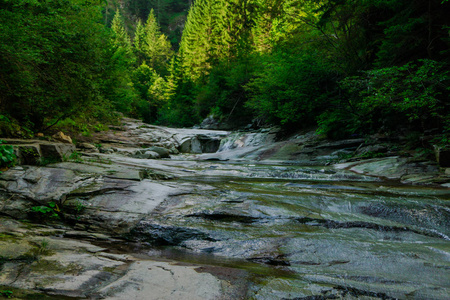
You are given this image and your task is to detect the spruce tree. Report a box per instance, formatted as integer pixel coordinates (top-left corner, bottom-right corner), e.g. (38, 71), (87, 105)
(111, 10), (133, 56)
(134, 20), (146, 65)
(179, 0), (251, 82)
(133, 9), (173, 73)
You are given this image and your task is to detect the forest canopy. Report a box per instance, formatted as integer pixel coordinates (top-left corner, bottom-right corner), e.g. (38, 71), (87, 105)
(0, 0), (449, 143)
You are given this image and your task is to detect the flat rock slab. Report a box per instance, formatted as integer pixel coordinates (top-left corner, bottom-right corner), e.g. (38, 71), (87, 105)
(0, 217), (231, 299)
(97, 261), (223, 300)
(0, 162), (193, 234)
(335, 157), (439, 181)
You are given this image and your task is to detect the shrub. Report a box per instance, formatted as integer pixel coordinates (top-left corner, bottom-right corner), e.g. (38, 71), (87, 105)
(0, 140), (16, 170)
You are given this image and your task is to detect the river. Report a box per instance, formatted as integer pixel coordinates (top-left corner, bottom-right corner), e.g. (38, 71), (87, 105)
(118, 157), (450, 299)
(0, 122), (449, 299)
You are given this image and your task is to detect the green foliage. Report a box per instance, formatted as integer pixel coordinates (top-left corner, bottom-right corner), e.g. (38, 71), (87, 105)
(31, 202), (61, 220)
(0, 0), (448, 139)
(0, 114), (31, 138)
(133, 9), (173, 73)
(157, 80), (202, 127)
(119, 0), (190, 49)
(373, 0), (450, 67)
(0, 0), (106, 130)
(0, 290), (13, 298)
(337, 59), (450, 134)
(0, 140), (16, 170)
(111, 10), (133, 55)
(179, 0), (253, 82)
(0, 0), (140, 134)
(131, 63), (170, 122)
(245, 50), (335, 127)
(31, 239), (53, 257)
(75, 201), (87, 214)
(69, 151), (83, 163)
(316, 110), (356, 140)
(432, 125), (450, 149)
(108, 9), (140, 115)
(195, 58), (255, 126)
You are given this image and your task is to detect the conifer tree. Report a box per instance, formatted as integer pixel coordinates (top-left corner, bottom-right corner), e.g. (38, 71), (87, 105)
(111, 10), (132, 56)
(179, 0), (253, 82)
(179, 0), (214, 81)
(164, 56), (181, 101)
(134, 20), (146, 64)
(133, 9), (173, 73)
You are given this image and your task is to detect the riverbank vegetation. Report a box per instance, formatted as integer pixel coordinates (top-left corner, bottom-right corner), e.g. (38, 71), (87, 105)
(1, 0), (449, 147)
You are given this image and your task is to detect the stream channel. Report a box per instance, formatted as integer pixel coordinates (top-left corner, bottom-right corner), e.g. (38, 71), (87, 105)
(1, 123), (449, 299)
(120, 157), (450, 299)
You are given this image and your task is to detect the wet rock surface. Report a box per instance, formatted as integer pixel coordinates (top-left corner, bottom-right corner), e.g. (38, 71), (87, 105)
(1, 119), (449, 299)
(0, 218), (236, 299)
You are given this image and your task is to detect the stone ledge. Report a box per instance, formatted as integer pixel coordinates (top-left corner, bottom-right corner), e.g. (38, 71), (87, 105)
(1, 139), (76, 165)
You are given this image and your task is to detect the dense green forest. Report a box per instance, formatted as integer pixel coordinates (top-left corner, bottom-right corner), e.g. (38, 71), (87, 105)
(1, 0), (449, 145)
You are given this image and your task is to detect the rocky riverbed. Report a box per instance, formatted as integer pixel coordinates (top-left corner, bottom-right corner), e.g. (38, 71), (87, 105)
(1, 119), (449, 299)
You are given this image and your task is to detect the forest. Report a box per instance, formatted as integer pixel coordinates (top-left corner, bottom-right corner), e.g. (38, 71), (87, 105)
(1, 0), (449, 145)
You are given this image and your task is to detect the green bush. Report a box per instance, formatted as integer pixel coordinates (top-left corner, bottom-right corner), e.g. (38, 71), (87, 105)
(0, 290), (13, 298)
(31, 202), (61, 220)
(0, 140), (16, 170)
(319, 59), (450, 138)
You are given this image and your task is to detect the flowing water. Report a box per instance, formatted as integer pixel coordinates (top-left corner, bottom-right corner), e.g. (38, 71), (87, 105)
(117, 158), (450, 299)
(1, 124), (449, 299)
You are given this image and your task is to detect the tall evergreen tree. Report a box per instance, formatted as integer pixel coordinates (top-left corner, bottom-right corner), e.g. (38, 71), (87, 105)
(133, 9), (173, 73)
(179, 0), (215, 81)
(111, 10), (133, 55)
(108, 9), (138, 114)
(179, 0), (256, 82)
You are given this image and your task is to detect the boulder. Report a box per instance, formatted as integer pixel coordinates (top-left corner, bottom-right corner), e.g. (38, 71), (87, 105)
(144, 151), (160, 159)
(200, 116), (220, 129)
(52, 131), (72, 144)
(40, 143), (76, 162)
(96, 261), (223, 300)
(8, 141), (75, 165)
(15, 145), (41, 165)
(0, 217), (229, 299)
(191, 137), (203, 154)
(133, 151), (160, 159)
(143, 146), (170, 158)
(77, 142), (99, 153)
(178, 136), (221, 154)
(198, 135), (221, 153)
